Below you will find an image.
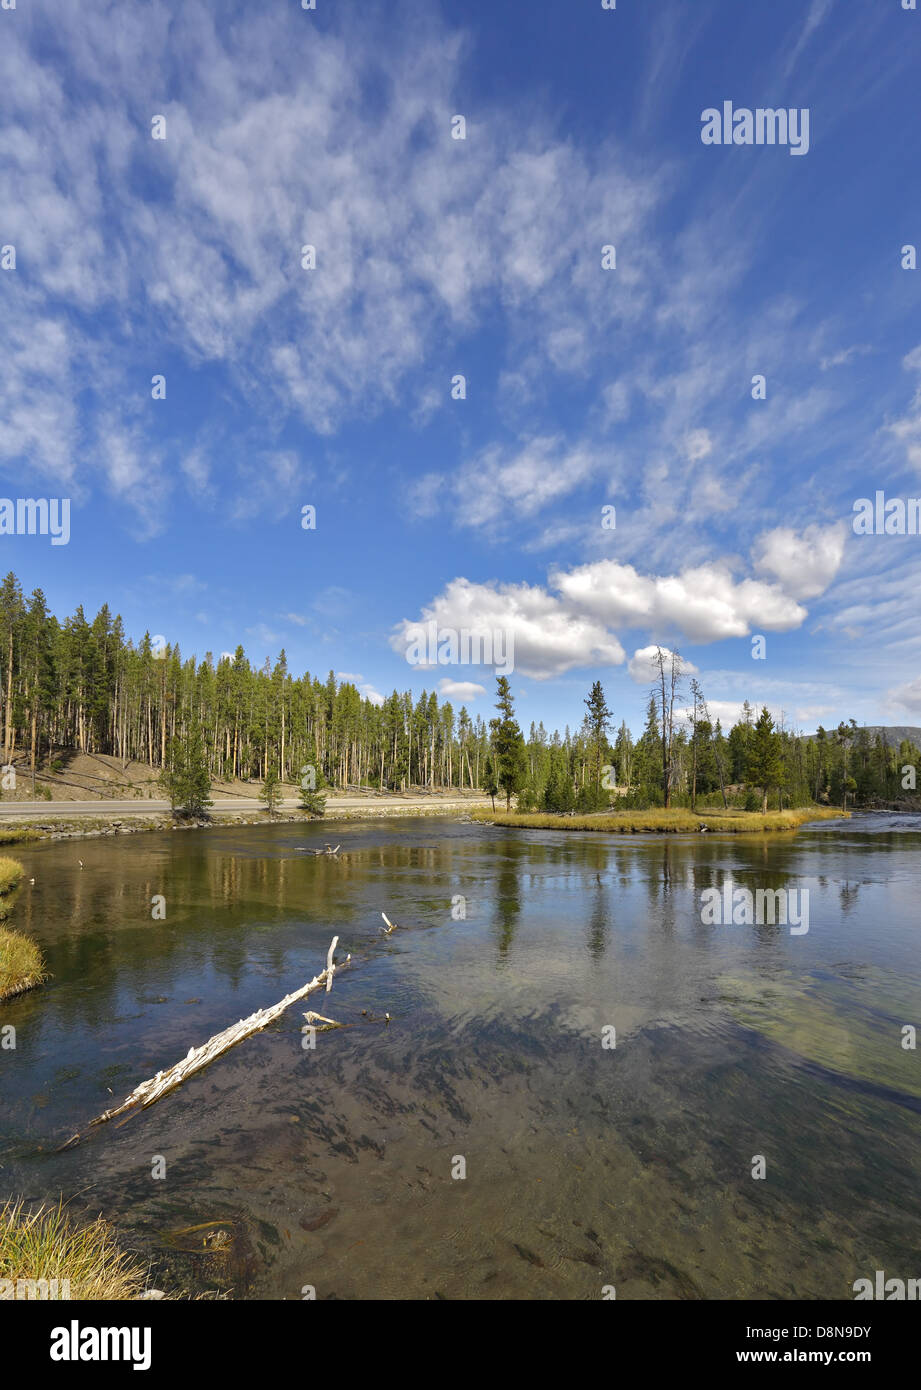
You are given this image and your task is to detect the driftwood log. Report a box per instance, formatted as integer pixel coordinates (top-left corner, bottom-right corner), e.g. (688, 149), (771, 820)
(59, 937), (348, 1149)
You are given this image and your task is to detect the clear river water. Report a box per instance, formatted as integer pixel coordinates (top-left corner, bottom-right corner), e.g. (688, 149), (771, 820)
(1, 813), (919, 1299)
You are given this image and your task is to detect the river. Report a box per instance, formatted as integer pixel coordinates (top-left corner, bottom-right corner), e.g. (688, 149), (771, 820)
(1, 813), (919, 1299)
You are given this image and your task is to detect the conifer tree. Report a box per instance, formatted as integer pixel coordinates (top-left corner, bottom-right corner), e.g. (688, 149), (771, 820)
(260, 766), (282, 817)
(489, 677), (528, 811)
(747, 707), (783, 813)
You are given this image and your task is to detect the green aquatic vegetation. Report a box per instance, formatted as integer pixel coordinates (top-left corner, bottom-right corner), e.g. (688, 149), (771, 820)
(717, 972), (921, 1100)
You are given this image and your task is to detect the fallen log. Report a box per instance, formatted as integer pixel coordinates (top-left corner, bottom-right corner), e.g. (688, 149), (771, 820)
(59, 937), (349, 1149)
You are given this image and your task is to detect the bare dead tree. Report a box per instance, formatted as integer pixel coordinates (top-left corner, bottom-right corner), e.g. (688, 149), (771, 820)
(651, 646), (685, 808)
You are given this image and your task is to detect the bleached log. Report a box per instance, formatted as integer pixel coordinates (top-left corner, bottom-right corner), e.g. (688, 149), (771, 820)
(381, 912), (396, 934)
(59, 938), (349, 1148)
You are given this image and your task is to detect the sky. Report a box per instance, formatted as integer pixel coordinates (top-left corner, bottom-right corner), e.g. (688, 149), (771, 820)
(2, 0), (921, 739)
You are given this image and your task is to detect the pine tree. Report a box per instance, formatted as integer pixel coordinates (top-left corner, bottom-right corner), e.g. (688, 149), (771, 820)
(260, 766), (282, 817)
(583, 679), (613, 803)
(160, 721), (212, 818)
(489, 677), (528, 810)
(747, 707), (782, 812)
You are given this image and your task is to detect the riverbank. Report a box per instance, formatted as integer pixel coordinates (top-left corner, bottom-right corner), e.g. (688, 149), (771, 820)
(0, 793), (492, 842)
(0, 1198), (153, 1301)
(0, 857), (48, 1001)
(472, 806), (849, 833)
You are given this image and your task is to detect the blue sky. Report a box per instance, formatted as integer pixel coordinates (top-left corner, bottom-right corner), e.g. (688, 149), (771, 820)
(2, 0), (921, 737)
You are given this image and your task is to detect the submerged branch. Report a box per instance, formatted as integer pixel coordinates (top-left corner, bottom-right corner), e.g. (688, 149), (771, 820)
(59, 936), (349, 1149)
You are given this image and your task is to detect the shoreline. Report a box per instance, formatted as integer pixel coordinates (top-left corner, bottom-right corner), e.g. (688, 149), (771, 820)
(0, 795), (491, 842)
(471, 806), (851, 834)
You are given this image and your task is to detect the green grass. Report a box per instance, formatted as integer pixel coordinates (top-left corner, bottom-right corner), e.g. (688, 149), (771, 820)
(0, 827), (40, 846)
(0, 1197), (150, 1300)
(0, 927), (48, 1000)
(472, 806), (848, 834)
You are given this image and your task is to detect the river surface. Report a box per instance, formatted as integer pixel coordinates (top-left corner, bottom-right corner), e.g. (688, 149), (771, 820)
(1, 813), (919, 1300)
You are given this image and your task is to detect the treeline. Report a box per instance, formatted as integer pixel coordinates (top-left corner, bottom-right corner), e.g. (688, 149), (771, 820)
(483, 657), (919, 814)
(518, 696), (921, 812)
(0, 573), (493, 791)
(0, 573), (914, 808)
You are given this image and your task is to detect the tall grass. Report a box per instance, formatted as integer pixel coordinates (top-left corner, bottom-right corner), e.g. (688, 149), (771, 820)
(472, 806), (848, 834)
(0, 856), (48, 999)
(0, 827), (39, 846)
(0, 856), (23, 896)
(0, 928), (47, 1000)
(0, 1198), (150, 1300)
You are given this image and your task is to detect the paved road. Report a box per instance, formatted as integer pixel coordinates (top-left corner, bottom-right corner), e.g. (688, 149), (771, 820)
(0, 795), (490, 819)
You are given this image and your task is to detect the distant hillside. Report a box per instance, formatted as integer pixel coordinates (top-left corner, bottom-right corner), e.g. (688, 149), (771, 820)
(861, 726), (921, 748)
(805, 725), (921, 747)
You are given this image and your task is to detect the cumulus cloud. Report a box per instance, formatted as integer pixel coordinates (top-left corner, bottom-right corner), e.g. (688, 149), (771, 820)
(390, 576), (626, 680)
(752, 522), (846, 600)
(552, 559), (806, 642)
(393, 549), (815, 680)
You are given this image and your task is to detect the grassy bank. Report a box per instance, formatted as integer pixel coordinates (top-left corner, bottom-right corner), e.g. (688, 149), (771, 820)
(472, 806), (849, 834)
(0, 827), (40, 846)
(0, 1198), (150, 1300)
(0, 856), (48, 1000)
(0, 855), (24, 896)
(0, 927), (48, 1000)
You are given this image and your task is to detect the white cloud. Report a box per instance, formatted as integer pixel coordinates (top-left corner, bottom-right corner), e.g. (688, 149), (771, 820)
(438, 678), (486, 701)
(553, 559), (806, 642)
(395, 545), (817, 680)
(819, 344), (871, 371)
(391, 576), (626, 680)
(888, 674), (921, 714)
(628, 645), (699, 686)
(684, 429), (712, 462)
(246, 622), (280, 647)
(0, 1), (665, 514)
(752, 522), (846, 600)
(360, 684), (384, 706)
(678, 699), (772, 728)
(411, 436), (602, 532)
(886, 345), (921, 471)
(782, 0), (836, 79)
